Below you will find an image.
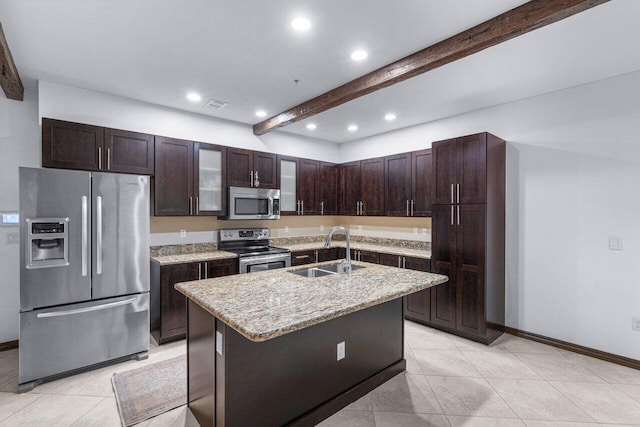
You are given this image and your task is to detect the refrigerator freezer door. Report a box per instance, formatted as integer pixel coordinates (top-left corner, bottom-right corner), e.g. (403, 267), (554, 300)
(91, 173), (150, 299)
(19, 293), (149, 384)
(19, 167), (92, 311)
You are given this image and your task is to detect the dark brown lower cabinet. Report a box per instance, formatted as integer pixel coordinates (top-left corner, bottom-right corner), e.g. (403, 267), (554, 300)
(152, 258), (237, 343)
(378, 253), (432, 323)
(291, 248), (341, 266)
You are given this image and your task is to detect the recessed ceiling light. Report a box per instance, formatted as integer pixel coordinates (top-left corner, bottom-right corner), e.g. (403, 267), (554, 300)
(385, 113), (397, 121)
(306, 123), (317, 130)
(256, 110), (267, 118)
(186, 92), (202, 102)
(291, 17), (311, 31)
(347, 124), (358, 132)
(350, 50), (368, 61)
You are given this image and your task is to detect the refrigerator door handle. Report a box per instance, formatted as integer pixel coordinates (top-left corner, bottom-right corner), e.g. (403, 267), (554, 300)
(96, 196), (103, 275)
(36, 297), (137, 318)
(81, 196), (88, 277)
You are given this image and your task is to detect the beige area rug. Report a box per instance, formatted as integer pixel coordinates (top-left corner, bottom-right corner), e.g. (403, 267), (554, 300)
(112, 355), (186, 426)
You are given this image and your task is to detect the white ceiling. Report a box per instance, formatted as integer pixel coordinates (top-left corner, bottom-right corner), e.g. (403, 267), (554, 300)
(2, 0), (638, 143)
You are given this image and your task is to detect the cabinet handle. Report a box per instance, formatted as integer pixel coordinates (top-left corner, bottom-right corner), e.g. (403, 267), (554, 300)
(196, 197), (199, 215)
(361, 202), (364, 215)
(451, 184), (454, 204)
(198, 263), (202, 280)
(189, 197), (193, 215)
(204, 262), (208, 278)
(358, 251), (362, 261)
(250, 171), (254, 187)
(456, 183), (460, 204)
(411, 200), (415, 216)
(406, 200), (410, 217)
(451, 205), (454, 225)
(296, 200), (300, 215)
(106, 148), (111, 170)
(98, 147), (103, 170)
(403, 257), (406, 269)
(398, 256), (401, 268)
(314, 250), (318, 263)
(301, 200), (304, 215)
(295, 255), (310, 259)
(321, 201), (324, 216)
(457, 205), (460, 225)
(254, 171), (259, 187)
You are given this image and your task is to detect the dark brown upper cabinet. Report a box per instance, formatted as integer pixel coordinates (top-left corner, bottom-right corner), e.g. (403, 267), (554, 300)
(42, 118), (154, 175)
(298, 159), (319, 215)
(339, 158), (384, 216)
(104, 128), (154, 175)
(154, 138), (225, 216)
(432, 134), (487, 206)
(411, 149), (433, 216)
(319, 162), (339, 215)
(227, 148), (277, 189)
(277, 155), (299, 215)
(384, 153), (412, 216)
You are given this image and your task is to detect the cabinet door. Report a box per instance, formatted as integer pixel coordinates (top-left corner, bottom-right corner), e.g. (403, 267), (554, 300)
(430, 204), (456, 329)
(360, 157), (385, 216)
(319, 162), (339, 215)
(154, 137), (194, 216)
(412, 149), (432, 216)
(317, 247), (340, 262)
(455, 204), (486, 337)
(160, 262), (200, 340)
(42, 118), (104, 171)
(227, 148), (253, 187)
(378, 253), (402, 268)
(104, 128), (154, 175)
(253, 151), (277, 189)
(457, 134), (487, 204)
(291, 250), (315, 266)
(206, 258), (237, 278)
(195, 142), (225, 215)
(339, 162), (360, 215)
(384, 153), (412, 216)
(298, 159), (319, 215)
(405, 290), (431, 323)
(278, 156), (298, 215)
(431, 138), (457, 205)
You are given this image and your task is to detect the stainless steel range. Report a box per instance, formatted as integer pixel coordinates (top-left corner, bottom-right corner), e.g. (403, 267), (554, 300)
(219, 228), (290, 274)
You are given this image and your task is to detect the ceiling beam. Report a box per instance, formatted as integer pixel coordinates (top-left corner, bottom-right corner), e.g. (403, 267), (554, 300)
(0, 22), (24, 101)
(253, 0), (610, 135)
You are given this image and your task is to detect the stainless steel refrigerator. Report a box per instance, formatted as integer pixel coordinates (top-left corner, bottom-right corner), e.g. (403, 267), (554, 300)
(19, 167), (150, 392)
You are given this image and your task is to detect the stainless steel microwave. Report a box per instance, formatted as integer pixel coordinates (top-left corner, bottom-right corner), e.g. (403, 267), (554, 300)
(227, 186), (280, 220)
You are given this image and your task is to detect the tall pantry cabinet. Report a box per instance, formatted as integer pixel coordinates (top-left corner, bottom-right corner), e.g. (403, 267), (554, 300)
(429, 132), (505, 344)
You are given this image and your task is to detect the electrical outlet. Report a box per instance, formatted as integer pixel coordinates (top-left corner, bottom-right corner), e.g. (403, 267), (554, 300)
(422, 228), (427, 236)
(413, 227), (418, 235)
(284, 226), (289, 233)
(320, 225), (324, 232)
(180, 229), (187, 238)
(609, 236), (623, 250)
(358, 225), (362, 231)
(337, 341), (345, 361)
(633, 317), (640, 332)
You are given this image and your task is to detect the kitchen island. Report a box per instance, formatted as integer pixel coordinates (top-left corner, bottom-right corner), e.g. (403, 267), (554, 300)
(176, 260), (448, 426)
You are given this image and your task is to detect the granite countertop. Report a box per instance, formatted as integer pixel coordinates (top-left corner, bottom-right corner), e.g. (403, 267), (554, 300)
(276, 241), (431, 259)
(175, 261), (448, 343)
(151, 250), (237, 266)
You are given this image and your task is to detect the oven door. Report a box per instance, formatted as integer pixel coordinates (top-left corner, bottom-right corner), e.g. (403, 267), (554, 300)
(239, 253), (291, 274)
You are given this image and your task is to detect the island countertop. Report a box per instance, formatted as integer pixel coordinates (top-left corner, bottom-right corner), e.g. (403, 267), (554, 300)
(175, 261), (448, 343)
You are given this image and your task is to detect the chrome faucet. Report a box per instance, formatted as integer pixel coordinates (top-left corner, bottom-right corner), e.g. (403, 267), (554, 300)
(324, 226), (352, 273)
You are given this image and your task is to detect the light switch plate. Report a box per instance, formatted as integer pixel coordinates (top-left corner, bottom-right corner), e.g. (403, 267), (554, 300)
(180, 229), (187, 238)
(284, 226), (289, 233)
(320, 225), (324, 231)
(633, 318), (640, 332)
(609, 236), (623, 250)
(413, 227), (418, 235)
(337, 341), (345, 361)
(422, 228), (427, 236)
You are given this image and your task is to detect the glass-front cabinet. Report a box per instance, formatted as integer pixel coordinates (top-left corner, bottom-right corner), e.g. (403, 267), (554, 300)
(278, 156), (298, 215)
(195, 143), (226, 215)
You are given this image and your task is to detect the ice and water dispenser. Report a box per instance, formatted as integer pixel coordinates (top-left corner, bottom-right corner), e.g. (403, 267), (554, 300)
(25, 218), (69, 268)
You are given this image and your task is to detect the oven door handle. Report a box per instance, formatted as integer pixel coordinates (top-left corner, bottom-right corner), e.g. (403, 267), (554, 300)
(240, 253), (291, 264)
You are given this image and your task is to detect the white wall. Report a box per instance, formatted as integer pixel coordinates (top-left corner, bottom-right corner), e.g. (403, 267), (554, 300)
(0, 88), (41, 343)
(38, 81), (341, 163)
(340, 71), (640, 360)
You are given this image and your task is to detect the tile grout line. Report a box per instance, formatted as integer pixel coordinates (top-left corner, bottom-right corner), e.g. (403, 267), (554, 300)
(69, 396), (109, 427)
(545, 379), (599, 424)
(0, 392), (44, 424)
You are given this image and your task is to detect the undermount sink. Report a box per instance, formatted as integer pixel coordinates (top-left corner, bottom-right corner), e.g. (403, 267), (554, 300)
(290, 262), (365, 278)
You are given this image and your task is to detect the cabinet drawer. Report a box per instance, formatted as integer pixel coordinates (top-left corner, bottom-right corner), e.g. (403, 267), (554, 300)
(291, 250), (315, 266)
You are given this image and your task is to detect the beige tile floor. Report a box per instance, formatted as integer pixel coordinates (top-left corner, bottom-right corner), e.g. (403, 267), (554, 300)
(0, 321), (639, 426)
